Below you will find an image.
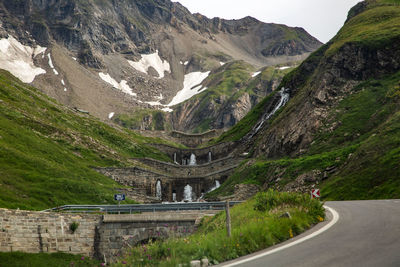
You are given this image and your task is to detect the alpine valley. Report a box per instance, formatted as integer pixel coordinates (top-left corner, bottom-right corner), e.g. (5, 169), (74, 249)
(0, 0), (400, 264)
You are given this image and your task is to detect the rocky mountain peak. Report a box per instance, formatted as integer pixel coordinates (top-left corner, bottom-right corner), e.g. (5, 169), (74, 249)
(0, 0), (322, 130)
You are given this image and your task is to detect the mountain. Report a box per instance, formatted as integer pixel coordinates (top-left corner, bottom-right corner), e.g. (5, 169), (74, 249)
(0, 69), (180, 210)
(0, 0), (321, 130)
(208, 0), (400, 200)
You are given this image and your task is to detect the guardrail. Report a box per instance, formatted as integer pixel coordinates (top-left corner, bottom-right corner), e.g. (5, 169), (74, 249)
(41, 201), (243, 214)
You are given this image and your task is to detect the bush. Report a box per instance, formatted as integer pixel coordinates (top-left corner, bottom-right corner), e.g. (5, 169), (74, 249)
(69, 222), (79, 233)
(254, 189), (324, 218)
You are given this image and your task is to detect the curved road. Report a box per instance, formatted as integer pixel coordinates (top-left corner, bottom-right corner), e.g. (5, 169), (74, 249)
(220, 200), (400, 267)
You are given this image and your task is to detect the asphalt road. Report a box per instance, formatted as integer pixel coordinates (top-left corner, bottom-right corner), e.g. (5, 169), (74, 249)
(220, 200), (400, 267)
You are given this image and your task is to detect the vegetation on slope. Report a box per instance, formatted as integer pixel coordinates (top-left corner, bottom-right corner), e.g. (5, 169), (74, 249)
(210, 0), (400, 200)
(0, 70), (172, 210)
(207, 65), (294, 142)
(113, 190), (324, 267)
(327, 0), (400, 56)
(113, 109), (172, 131)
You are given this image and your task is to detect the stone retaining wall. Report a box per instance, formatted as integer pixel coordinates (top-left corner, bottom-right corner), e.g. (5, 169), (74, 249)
(0, 208), (99, 256)
(150, 142), (239, 165)
(0, 209), (219, 263)
(169, 130), (218, 147)
(95, 166), (236, 202)
(133, 156), (241, 177)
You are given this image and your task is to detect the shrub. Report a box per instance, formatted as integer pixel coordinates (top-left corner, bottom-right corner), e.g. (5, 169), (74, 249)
(69, 222), (79, 233)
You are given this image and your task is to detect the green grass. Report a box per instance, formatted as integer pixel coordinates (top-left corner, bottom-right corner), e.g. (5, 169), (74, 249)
(209, 92), (277, 144)
(210, 71), (400, 201)
(209, 1), (400, 200)
(113, 109), (171, 131)
(321, 108), (400, 200)
(326, 2), (400, 56)
(0, 252), (100, 267)
(112, 191), (324, 267)
(207, 65), (293, 143)
(206, 146), (357, 198)
(0, 70), (172, 210)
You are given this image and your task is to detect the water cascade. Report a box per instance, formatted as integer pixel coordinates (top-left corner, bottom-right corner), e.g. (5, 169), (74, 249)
(208, 151), (212, 163)
(189, 153), (196, 166)
(208, 180), (221, 193)
(249, 87), (290, 139)
(173, 153), (177, 164)
(183, 184), (193, 202)
(172, 192), (176, 202)
(156, 180), (162, 200)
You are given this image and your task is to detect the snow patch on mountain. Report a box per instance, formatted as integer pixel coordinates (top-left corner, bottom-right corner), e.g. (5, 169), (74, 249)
(0, 35), (46, 83)
(128, 50), (170, 79)
(167, 71), (210, 107)
(99, 72), (137, 97)
(162, 107), (173, 112)
(47, 53), (59, 75)
(252, 71), (261, 77)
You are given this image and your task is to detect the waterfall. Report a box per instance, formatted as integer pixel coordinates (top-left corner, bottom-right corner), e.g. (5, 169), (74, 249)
(172, 193), (176, 202)
(249, 87), (290, 138)
(183, 184), (193, 202)
(189, 153), (196, 166)
(156, 180), (162, 200)
(208, 180), (221, 193)
(208, 151), (212, 163)
(173, 153), (177, 164)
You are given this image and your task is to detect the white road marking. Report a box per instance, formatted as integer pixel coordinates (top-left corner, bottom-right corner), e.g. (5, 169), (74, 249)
(221, 205), (340, 267)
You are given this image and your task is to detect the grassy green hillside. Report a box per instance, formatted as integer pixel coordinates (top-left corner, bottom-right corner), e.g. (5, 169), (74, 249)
(114, 191), (324, 266)
(210, 72), (400, 200)
(327, 1), (400, 56)
(0, 70), (173, 210)
(209, 0), (400, 200)
(113, 108), (172, 131)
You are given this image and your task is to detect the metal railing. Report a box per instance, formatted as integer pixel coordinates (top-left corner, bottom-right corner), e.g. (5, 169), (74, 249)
(41, 201), (243, 214)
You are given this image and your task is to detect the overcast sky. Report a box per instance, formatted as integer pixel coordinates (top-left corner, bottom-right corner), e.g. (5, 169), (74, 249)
(172, 0), (362, 43)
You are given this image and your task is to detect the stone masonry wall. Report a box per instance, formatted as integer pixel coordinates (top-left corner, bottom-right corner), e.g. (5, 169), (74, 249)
(133, 156), (241, 177)
(150, 141), (239, 165)
(95, 166), (236, 201)
(0, 208), (100, 256)
(97, 213), (204, 262)
(0, 209), (218, 263)
(169, 130), (218, 147)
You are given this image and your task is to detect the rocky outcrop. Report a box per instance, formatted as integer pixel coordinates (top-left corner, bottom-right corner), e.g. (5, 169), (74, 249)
(0, 0), (321, 126)
(170, 62), (292, 132)
(249, 35), (400, 158)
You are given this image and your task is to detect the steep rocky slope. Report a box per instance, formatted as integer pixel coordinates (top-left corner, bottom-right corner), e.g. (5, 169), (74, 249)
(0, 0), (321, 128)
(112, 61), (295, 132)
(208, 0), (400, 200)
